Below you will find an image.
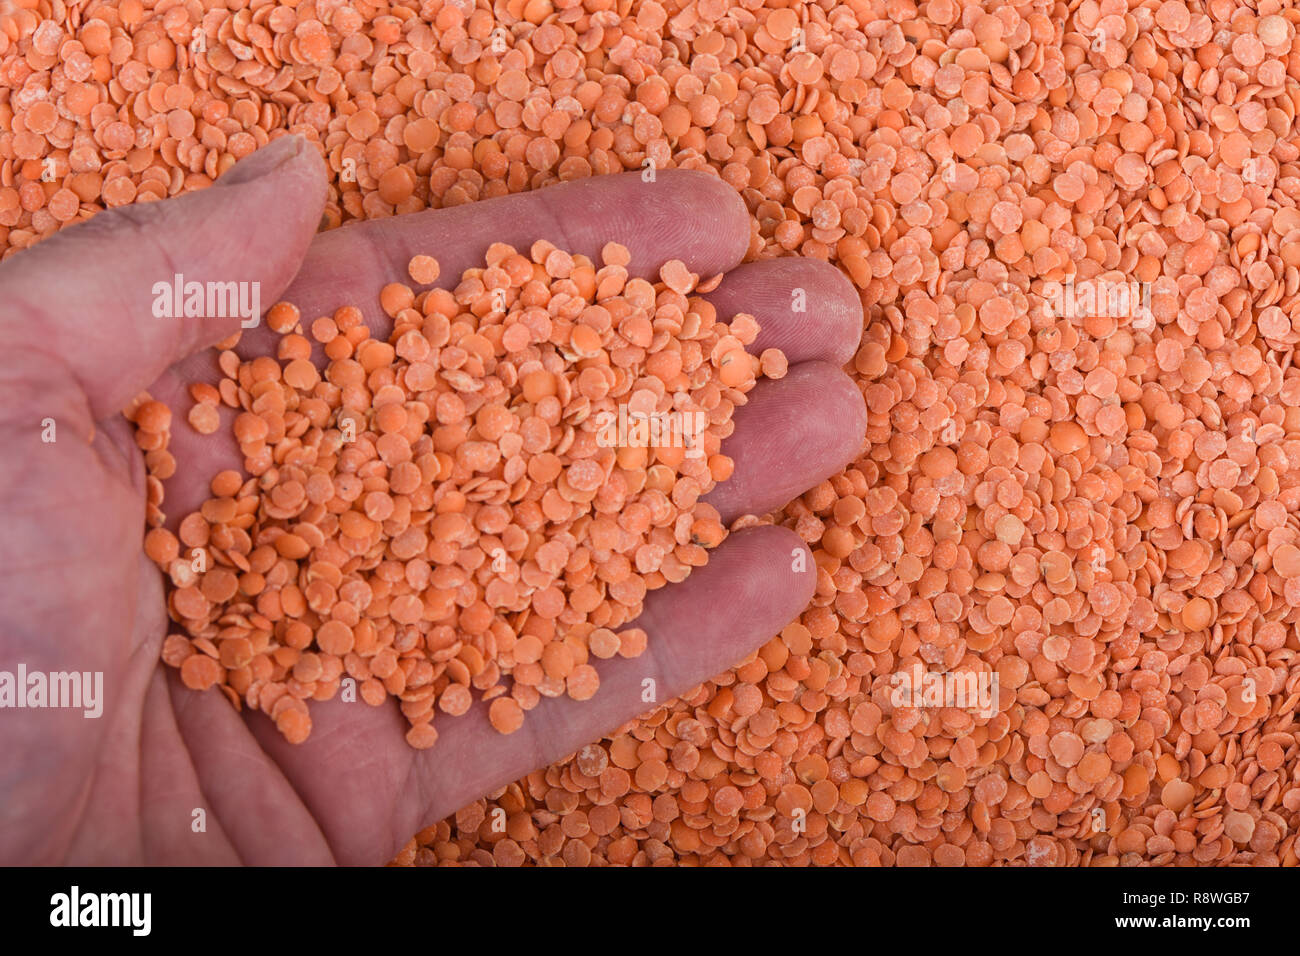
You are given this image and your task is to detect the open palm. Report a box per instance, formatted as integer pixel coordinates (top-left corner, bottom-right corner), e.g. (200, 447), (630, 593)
(0, 137), (864, 864)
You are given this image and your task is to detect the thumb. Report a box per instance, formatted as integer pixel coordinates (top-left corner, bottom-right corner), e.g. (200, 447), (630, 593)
(0, 135), (327, 420)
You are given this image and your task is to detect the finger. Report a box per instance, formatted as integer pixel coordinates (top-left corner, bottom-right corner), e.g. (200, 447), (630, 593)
(161, 667), (341, 865)
(247, 525), (815, 864)
(0, 135), (327, 420)
(705, 361), (867, 523)
(703, 258), (864, 366)
(207, 168), (751, 367)
(289, 167), (749, 315)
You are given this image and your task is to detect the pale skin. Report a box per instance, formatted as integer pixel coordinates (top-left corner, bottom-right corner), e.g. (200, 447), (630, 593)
(0, 136), (865, 864)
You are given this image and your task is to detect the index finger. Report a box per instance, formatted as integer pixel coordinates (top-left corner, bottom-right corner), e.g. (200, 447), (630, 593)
(254, 168), (752, 346)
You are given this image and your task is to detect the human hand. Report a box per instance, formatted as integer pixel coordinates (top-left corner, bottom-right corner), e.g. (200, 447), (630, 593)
(0, 136), (864, 864)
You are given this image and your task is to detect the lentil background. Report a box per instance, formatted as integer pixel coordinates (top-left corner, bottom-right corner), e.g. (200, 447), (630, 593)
(4, 0), (1300, 866)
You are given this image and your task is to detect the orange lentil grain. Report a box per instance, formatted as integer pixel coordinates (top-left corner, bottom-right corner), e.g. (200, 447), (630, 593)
(408, 255), (441, 286)
(266, 301), (300, 334)
(489, 697), (524, 735)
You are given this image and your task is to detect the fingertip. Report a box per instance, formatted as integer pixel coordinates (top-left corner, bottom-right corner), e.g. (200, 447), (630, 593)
(701, 524), (817, 626)
(596, 523), (818, 694)
(538, 168), (750, 278)
(207, 135), (329, 281)
(216, 134), (321, 190)
(756, 524), (820, 611)
(706, 257), (865, 366)
(648, 168), (751, 275)
(706, 361), (867, 522)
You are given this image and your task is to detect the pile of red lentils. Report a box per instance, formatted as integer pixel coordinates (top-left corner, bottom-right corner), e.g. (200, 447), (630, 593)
(5, 0), (1300, 866)
(134, 243), (772, 750)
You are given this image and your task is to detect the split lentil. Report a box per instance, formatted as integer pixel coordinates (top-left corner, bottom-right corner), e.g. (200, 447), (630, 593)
(8, 0), (1300, 867)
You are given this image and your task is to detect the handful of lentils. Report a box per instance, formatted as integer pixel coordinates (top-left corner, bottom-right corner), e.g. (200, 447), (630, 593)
(132, 242), (785, 750)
